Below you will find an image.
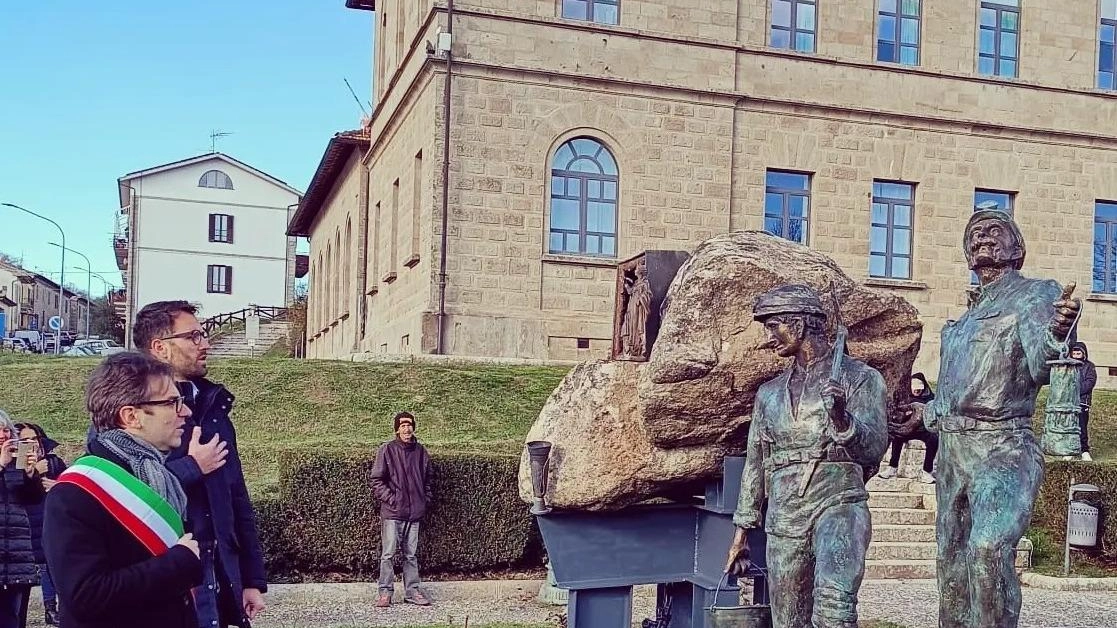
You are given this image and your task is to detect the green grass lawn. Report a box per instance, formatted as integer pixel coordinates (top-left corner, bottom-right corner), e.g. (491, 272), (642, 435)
(0, 355), (569, 496)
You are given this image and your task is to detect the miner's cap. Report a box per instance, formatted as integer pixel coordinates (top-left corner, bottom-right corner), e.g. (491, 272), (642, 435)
(964, 208), (1026, 270)
(753, 284), (827, 321)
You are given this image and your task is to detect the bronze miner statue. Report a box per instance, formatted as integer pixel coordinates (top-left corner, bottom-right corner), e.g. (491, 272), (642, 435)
(892, 209), (1080, 628)
(726, 284), (888, 628)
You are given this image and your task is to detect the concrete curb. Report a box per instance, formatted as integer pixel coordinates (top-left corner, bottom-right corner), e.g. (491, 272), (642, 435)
(1020, 571), (1117, 591)
(268, 579), (546, 600)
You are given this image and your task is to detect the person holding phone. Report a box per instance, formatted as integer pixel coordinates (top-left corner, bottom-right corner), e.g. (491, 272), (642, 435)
(15, 423), (67, 625)
(0, 409), (41, 628)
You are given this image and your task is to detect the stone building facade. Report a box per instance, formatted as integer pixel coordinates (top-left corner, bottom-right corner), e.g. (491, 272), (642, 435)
(293, 0), (1117, 386)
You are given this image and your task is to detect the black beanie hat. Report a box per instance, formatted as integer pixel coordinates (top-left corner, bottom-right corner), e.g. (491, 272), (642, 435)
(394, 412), (415, 431)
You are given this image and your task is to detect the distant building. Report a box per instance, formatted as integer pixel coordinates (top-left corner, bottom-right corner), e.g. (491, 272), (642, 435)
(115, 153), (302, 347)
(0, 259), (90, 337)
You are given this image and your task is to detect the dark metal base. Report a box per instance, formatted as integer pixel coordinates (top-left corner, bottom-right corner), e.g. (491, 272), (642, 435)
(535, 456), (767, 628)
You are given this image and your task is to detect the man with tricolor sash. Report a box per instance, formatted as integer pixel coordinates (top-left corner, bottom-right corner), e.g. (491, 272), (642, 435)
(44, 352), (202, 628)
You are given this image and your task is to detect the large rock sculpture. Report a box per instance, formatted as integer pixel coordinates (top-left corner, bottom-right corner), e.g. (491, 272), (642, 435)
(519, 231), (923, 511)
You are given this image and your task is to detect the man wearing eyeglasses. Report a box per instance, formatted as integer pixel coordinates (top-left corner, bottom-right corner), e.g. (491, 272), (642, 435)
(130, 301), (267, 628)
(44, 352), (202, 628)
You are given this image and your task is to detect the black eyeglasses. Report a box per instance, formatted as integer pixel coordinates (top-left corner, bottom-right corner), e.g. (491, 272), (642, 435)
(160, 330), (208, 345)
(133, 396), (186, 413)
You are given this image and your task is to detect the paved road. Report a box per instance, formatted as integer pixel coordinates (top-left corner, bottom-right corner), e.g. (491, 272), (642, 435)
(22, 578), (1117, 627)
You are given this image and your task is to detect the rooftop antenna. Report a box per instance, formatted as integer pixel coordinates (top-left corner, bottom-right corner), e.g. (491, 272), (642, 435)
(209, 130), (233, 153)
(344, 78), (371, 118)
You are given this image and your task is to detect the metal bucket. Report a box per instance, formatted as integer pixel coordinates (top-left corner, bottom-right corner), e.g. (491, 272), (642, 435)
(706, 574), (773, 628)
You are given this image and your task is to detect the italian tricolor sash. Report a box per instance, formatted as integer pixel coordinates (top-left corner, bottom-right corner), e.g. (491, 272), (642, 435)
(57, 456), (184, 556)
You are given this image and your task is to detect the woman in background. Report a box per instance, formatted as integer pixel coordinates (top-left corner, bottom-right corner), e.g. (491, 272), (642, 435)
(15, 423), (66, 625)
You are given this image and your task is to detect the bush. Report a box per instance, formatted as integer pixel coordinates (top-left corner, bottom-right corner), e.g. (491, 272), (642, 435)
(258, 448), (539, 580)
(1032, 461), (1117, 561)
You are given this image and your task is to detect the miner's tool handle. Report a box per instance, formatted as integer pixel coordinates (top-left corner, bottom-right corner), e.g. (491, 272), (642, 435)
(1059, 282), (1084, 357)
(829, 282), (846, 384)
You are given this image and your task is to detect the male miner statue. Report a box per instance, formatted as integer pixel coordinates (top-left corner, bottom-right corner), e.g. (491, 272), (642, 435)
(726, 284), (888, 628)
(892, 209), (1080, 628)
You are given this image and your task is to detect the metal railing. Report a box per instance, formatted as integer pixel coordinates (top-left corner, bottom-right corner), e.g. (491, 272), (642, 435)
(200, 305), (289, 335)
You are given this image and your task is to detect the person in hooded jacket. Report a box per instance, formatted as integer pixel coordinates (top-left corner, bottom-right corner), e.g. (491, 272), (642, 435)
(878, 373), (939, 483)
(0, 409), (41, 628)
(13, 423), (66, 626)
(370, 411), (433, 608)
(1070, 342), (1097, 461)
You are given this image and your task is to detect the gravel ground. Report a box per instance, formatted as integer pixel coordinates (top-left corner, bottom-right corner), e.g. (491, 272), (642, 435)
(21, 578), (1117, 627)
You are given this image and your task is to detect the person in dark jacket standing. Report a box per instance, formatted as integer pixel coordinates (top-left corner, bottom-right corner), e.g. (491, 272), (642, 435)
(131, 301), (267, 628)
(878, 373), (939, 484)
(371, 411), (433, 608)
(0, 409), (40, 628)
(14, 423), (66, 625)
(43, 352), (202, 628)
(1070, 342), (1098, 461)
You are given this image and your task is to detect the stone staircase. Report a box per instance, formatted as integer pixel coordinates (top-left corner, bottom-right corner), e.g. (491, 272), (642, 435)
(866, 474), (938, 579)
(207, 320), (291, 358)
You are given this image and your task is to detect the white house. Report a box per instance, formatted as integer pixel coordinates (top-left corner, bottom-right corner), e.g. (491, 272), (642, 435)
(115, 153), (302, 347)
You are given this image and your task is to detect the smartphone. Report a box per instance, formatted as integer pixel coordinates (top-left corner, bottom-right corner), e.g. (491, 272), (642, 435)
(15, 440), (32, 470)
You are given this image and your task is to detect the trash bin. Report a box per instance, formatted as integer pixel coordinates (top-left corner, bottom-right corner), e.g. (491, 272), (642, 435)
(1067, 500), (1100, 548)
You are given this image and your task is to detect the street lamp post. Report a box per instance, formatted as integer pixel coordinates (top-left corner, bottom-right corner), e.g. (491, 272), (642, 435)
(1, 202), (65, 354)
(51, 243), (91, 337)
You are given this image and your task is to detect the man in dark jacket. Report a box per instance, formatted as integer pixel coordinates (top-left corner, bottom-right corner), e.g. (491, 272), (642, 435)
(1070, 342), (1098, 461)
(132, 301), (267, 627)
(0, 409), (40, 628)
(371, 411), (433, 608)
(43, 352), (202, 628)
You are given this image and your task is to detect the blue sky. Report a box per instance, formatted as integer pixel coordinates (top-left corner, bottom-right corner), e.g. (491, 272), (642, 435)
(0, 1), (372, 296)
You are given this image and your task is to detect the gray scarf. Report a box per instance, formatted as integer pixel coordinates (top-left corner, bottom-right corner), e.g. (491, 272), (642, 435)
(96, 429), (188, 518)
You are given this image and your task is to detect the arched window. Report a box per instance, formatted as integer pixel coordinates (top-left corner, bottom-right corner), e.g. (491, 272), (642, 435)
(325, 244), (333, 321)
(198, 169), (234, 189)
(549, 137), (618, 257)
(333, 230), (342, 319)
(344, 217), (353, 315)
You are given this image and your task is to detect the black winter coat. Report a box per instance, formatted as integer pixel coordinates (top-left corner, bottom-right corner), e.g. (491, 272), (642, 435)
(166, 378), (267, 621)
(0, 461), (41, 587)
(370, 438), (432, 522)
(42, 440), (202, 628)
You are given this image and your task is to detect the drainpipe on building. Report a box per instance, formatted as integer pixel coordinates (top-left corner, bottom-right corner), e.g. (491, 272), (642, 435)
(435, 0), (455, 355)
(357, 162), (370, 347)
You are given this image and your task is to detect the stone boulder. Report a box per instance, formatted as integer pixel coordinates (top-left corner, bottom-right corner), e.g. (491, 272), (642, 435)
(519, 231), (922, 511)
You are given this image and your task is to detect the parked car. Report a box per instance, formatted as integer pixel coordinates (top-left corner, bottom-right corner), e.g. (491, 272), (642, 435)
(11, 330), (43, 353)
(1, 338), (29, 353)
(61, 345), (98, 357)
(77, 339), (125, 355)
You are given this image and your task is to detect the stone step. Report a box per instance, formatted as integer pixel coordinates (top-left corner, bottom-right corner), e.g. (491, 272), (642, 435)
(870, 508), (936, 526)
(864, 559), (936, 580)
(865, 476), (915, 492)
(871, 524), (936, 544)
(866, 542), (938, 561)
(867, 492), (926, 510)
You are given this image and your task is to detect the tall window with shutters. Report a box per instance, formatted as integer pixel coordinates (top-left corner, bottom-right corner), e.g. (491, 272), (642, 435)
(208, 213), (234, 243)
(206, 265), (232, 294)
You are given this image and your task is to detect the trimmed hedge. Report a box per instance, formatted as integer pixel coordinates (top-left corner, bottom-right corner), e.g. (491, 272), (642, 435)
(257, 449), (540, 579)
(1032, 461), (1117, 560)
(256, 451), (1116, 579)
